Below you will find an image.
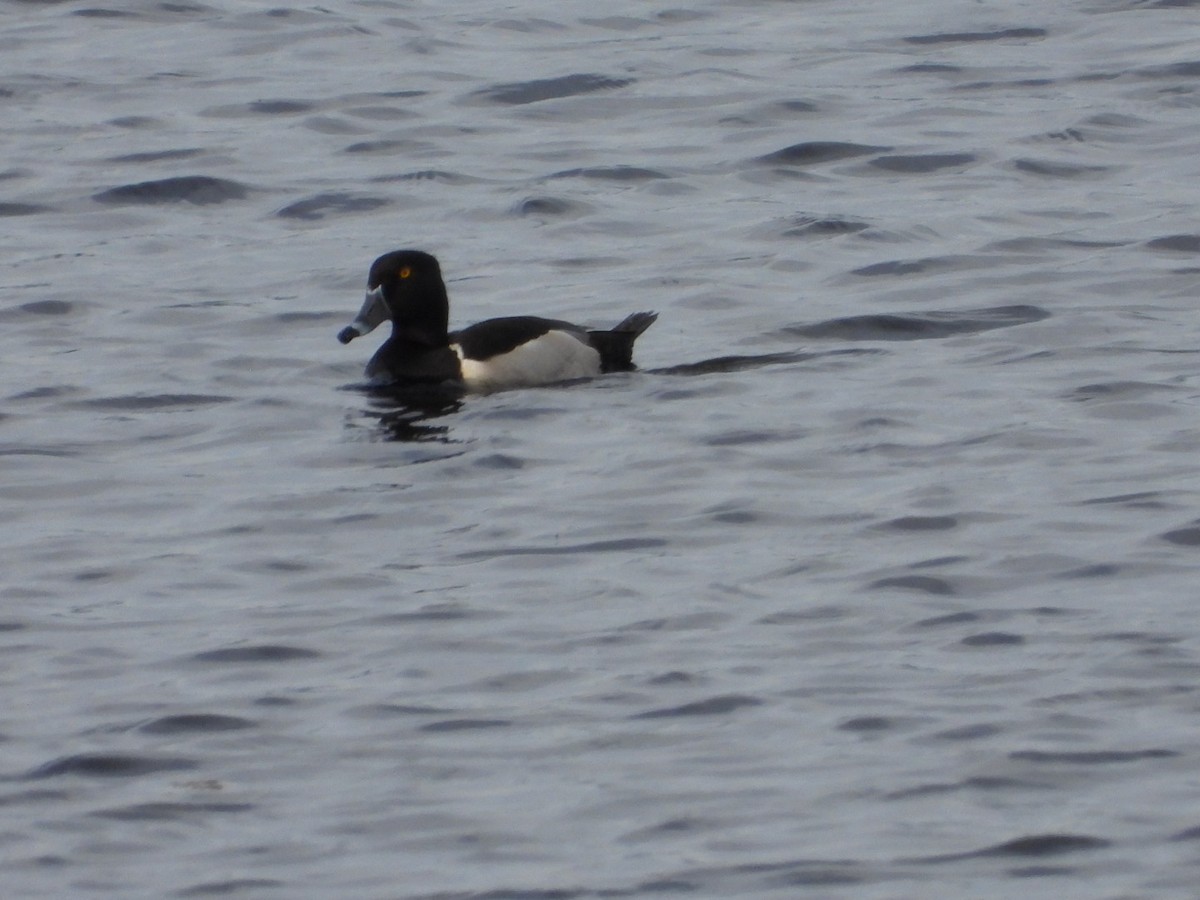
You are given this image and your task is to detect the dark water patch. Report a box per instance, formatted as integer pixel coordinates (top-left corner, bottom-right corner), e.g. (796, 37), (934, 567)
(757, 141), (890, 166)
(1008, 865), (1076, 877)
(73, 7), (137, 17)
(626, 816), (703, 838)
(248, 98), (314, 114)
(0, 202), (50, 216)
(420, 719), (511, 732)
(192, 645), (321, 663)
(4, 299), (73, 317)
(838, 716), (893, 732)
(1035, 114), (1148, 144)
(356, 389), (464, 444)
(753, 607), (830, 628)
(109, 115), (161, 128)
(956, 78), (1055, 91)
(780, 305), (1049, 341)
(979, 835), (1110, 858)
(0, 448), (76, 460)
(372, 603), (489, 623)
(908, 833), (1109, 865)
(869, 575), (954, 595)
(657, 8), (708, 21)
(1159, 523), (1200, 546)
(349, 703), (449, 718)
(889, 775), (1043, 799)
(1084, 112), (1148, 128)
(1137, 60), (1200, 79)
(778, 98), (819, 112)
(1013, 158), (1111, 178)
(1069, 381), (1175, 401)
(1079, 490), (1165, 508)
(986, 236), (1128, 252)
(9, 385), (82, 400)
(780, 216), (869, 238)
(75, 568), (116, 582)
(93, 175), (247, 205)
(0, 621), (27, 631)
(915, 611), (983, 627)
(340, 99), (420, 116)
(0, 788), (71, 806)
(773, 868), (863, 887)
(581, 16), (651, 31)
(898, 63), (963, 74)
(344, 139), (427, 154)
(277, 192), (389, 220)
(619, 614), (728, 634)
(370, 90), (426, 100)
(881, 515), (958, 531)
(1145, 234), (1200, 253)
(651, 348), (880, 378)
(456, 537), (667, 560)
(549, 165), (669, 181)
(848, 254), (1023, 278)
(1171, 823), (1200, 841)
(547, 255), (626, 269)
(710, 509), (755, 524)
(475, 73), (634, 104)
(932, 723), (1001, 741)
(704, 429), (794, 446)
(254, 696), (295, 707)
(425, 891), (583, 900)
(903, 28), (1047, 45)
(961, 632), (1025, 647)
(647, 671), (697, 686)
(28, 753), (198, 779)
(177, 880), (284, 897)
(139, 714), (256, 735)
(632, 694), (762, 719)
(652, 351), (809, 376)
(371, 169), (472, 184)
(870, 153), (976, 173)
(910, 556), (970, 570)
(109, 148), (203, 163)
(475, 453), (525, 470)
(1094, 631), (1179, 645)
(1010, 749), (1177, 764)
(1057, 563), (1119, 578)
(514, 196), (588, 216)
(159, 2), (212, 13)
(92, 801), (254, 820)
(71, 393), (233, 410)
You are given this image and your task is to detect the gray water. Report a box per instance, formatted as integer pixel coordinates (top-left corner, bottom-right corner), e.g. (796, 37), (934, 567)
(5, 1), (1200, 897)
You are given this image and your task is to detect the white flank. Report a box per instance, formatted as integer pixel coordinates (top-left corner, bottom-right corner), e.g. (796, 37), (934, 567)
(452, 330), (601, 391)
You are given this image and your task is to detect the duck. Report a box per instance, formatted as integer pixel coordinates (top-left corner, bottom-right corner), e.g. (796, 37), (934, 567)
(337, 250), (658, 391)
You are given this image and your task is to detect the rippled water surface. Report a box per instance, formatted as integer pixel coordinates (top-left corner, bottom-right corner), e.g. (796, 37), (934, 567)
(6, 1), (1200, 897)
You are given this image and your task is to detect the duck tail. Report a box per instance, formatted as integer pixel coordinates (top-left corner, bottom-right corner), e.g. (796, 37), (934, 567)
(588, 311), (658, 373)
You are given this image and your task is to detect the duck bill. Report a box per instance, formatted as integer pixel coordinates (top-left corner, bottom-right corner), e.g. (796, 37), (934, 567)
(337, 285), (389, 344)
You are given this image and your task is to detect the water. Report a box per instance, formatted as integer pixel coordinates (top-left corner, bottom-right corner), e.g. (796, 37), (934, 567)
(5, 1), (1200, 897)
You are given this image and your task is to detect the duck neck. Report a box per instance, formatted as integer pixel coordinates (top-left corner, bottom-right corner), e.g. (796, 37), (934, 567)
(391, 278), (449, 348)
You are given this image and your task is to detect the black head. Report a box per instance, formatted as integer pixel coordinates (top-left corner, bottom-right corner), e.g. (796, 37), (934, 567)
(338, 249), (450, 348)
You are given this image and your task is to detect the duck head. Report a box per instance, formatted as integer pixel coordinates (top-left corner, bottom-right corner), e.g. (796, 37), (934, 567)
(337, 249), (450, 348)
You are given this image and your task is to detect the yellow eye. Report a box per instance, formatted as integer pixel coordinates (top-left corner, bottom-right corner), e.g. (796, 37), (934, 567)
(398, 266), (412, 280)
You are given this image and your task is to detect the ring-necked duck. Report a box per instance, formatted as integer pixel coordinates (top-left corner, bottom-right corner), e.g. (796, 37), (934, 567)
(338, 250), (657, 391)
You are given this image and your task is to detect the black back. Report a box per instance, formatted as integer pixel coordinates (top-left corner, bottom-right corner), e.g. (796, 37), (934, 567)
(451, 316), (584, 361)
